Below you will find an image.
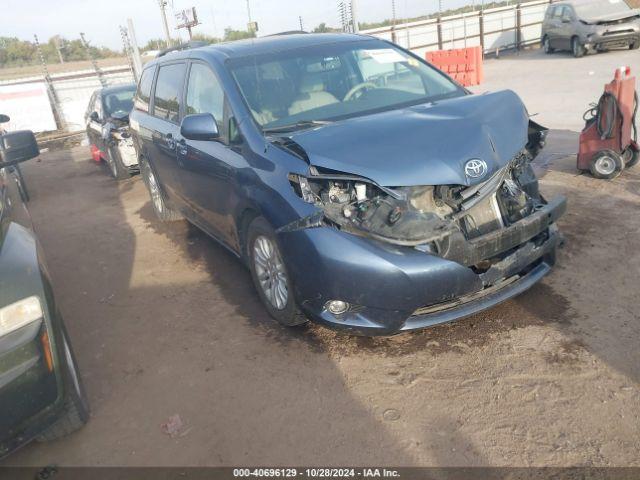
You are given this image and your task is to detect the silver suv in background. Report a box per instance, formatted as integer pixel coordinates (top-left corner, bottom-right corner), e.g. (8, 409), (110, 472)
(541, 0), (640, 57)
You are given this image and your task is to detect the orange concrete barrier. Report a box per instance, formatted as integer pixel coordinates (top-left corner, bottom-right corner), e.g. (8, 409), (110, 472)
(426, 46), (484, 87)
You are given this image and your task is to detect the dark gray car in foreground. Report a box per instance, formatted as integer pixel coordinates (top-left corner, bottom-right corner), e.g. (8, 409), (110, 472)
(542, 0), (640, 57)
(0, 117), (88, 457)
(131, 34), (566, 335)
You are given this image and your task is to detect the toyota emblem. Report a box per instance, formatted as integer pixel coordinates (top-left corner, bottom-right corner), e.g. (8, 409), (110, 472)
(464, 159), (488, 179)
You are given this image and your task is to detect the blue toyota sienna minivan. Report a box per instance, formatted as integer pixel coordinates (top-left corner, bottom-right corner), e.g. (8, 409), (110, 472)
(129, 33), (566, 336)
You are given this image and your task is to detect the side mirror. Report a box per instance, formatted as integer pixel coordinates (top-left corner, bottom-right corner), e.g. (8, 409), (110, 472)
(89, 111), (100, 122)
(0, 130), (39, 167)
(0, 114), (10, 123)
(180, 113), (219, 141)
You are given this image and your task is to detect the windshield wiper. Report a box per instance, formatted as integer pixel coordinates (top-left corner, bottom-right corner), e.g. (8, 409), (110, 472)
(263, 120), (332, 134)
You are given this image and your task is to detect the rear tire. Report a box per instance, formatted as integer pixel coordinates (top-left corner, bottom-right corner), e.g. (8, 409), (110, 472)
(572, 37), (585, 58)
(141, 159), (182, 222)
(106, 145), (130, 180)
(630, 42), (640, 50)
(623, 147), (639, 168)
(37, 329), (89, 441)
(246, 217), (308, 327)
(543, 36), (554, 54)
(590, 150), (624, 179)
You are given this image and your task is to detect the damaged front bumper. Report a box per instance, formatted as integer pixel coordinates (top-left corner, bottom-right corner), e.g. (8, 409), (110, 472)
(277, 195), (566, 335)
(110, 134), (139, 170)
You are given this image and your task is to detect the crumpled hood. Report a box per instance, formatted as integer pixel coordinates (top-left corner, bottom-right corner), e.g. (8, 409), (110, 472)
(582, 9), (640, 24)
(286, 89), (530, 187)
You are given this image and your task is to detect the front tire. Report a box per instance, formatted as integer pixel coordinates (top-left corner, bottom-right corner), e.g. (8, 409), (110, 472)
(247, 217), (308, 327)
(37, 328), (89, 441)
(106, 145), (130, 180)
(572, 37), (585, 58)
(543, 36), (554, 54)
(630, 42), (640, 50)
(141, 160), (182, 222)
(590, 150), (624, 179)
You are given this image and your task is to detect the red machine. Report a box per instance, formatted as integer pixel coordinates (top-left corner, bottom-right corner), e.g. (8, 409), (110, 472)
(578, 66), (638, 179)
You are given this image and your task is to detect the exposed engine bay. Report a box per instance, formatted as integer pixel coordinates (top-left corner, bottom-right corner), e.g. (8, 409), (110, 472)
(102, 120), (138, 168)
(284, 121), (566, 271)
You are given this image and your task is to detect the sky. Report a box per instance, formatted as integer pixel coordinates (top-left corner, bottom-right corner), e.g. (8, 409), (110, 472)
(1, 0), (471, 50)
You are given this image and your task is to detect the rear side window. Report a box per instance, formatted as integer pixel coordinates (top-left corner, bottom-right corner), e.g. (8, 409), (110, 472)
(134, 68), (155, 112)
(185, 63), (225, 129)
(153, 63), (186, 123)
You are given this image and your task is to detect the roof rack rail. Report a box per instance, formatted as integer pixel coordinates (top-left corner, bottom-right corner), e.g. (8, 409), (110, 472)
(266, 30), (308, 37)
(156, 41), (209, 58)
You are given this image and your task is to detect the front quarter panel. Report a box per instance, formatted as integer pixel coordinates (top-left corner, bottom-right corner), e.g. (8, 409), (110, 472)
(0, 221), (68, 454)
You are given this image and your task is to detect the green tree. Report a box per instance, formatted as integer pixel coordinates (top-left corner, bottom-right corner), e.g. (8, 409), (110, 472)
(312, 23), (335, 33)
(0, 35), (119, 68)
(223, 28), (256, 42)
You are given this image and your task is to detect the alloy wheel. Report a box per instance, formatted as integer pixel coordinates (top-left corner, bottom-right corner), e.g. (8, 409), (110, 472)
(594, 155), (617, 176)
(146, 165), (164, 214)
(253, 235), (288, 310)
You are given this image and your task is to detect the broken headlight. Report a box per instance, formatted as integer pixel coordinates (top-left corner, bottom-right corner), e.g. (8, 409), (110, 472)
(288, 174), (456, 246)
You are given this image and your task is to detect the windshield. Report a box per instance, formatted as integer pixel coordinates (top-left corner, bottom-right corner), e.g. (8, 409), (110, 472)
(572, 0), (631, 18)
(104, 88), (136, 118)
(229, 40), (464, 131)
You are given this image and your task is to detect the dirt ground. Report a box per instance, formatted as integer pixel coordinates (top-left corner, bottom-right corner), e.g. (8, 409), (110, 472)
(3, 53), (640, 467)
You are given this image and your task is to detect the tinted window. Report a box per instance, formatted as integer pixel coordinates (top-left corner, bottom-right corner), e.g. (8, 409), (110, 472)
(185, 63), (225, 129)
(134, 67), (155, 112)
(153, 63), (186, 123)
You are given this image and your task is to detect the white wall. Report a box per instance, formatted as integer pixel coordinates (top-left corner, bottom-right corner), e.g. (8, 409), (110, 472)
(362, 0), (550, 58)
(0, 81), (57, 132)
(0, 66), (135, 133)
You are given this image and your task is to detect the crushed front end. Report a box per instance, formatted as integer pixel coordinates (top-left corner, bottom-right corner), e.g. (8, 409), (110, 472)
(104, 119), (139, 173)
(278, 121), (566, 335)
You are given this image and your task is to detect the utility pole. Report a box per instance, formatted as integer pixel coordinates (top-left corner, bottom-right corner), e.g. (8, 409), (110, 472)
(299, 16), (304, 31)
(158, 0), (172, 48)
(246, 0), (252, 24)
(350, 0), (359, 33)
(53, 35), (64, 63)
